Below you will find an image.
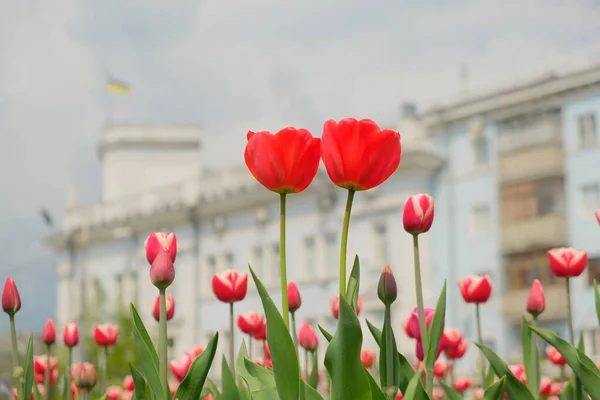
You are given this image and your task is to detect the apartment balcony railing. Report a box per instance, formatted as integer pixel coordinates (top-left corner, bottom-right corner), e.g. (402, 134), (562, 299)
(501, 213), (567, 254)
(502, 284), (568, 323)
(498, 143), (564, 184)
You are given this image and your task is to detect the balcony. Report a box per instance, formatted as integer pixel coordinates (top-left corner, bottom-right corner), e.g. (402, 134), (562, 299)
(502, 284), (568, 323)
(499, 143), (564, 184)
(501, 213), (566, 254)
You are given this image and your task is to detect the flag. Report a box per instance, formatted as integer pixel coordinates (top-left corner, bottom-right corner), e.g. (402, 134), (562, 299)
(107, 78), (131, 95)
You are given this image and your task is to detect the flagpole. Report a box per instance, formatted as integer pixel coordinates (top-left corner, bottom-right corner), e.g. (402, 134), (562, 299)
(104, 69), (112, 127)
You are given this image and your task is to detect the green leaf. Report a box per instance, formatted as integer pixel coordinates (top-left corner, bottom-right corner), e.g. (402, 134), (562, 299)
(62, 372), (70, 400)
(476, 343), (535, 400)
(594, 280), (600, 327)
(530, 325), (600, 399)
(323, 295), (371, 400)
(250, 266), (300, 400)
(318, 325), (333, 342)
(221, 356), (241, 400)
(22, 335), (34, 400)
(425, 281), (447, 369)
(130, 303), (163, 399)
(206, 379), (222, 400)
(346, 255), (361, 313)
(129, 364), (148, 400)
(366, 319), (414, 393)
(236, 379), (248, 400)
(521, 318), (539, 397)
(235, 342), (278, 400)
(308, 350), (319, 389)
(32, 382), (43, 400)
(401, 366), (428, 400)
(175, 333), (219, 400)
(484, 364), (495, 389)
(365, 370), (387, 400)
(378, 308), (393, 388)
(483, 376), (507, 400)
(440, 381), (462, 400)
(300, 380), (324, 400)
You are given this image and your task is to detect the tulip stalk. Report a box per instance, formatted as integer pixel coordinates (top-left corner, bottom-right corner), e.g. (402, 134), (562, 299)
(339, 189), (355, 297)
(411, 234), (432, 397)
(100, 346), (109, 395)
(280, 193), (290, 329)
(304, 350), (309, 378)
(565, 278), (574, 344)
(248, 336), (253, 360)
(158, 288), (169, 398)
(9, 315), (22, 400)
(384, 305), (394, 399)
(290, 311), (298, 354)
(229, 302), (236, 377)
(475, 303), (486, 387)
(44, 344), (51, 400)
(529, 316), (539, 397)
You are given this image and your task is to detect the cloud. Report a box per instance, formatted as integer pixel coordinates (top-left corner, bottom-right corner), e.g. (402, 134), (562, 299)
(1, 0), (599, 329)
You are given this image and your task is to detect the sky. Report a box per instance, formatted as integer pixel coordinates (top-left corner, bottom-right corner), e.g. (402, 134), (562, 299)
(1, 0), (600, 332)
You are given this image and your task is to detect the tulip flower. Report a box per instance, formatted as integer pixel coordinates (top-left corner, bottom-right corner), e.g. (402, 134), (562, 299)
(106, 386), (122, 400)
(93, 323), (119, 394)
(253, 317), (267, 341)
(403, 194), (434, 235)
(546, 346), (566, 366)
(237, 312), (264, 360)
(298, 322), (318, 352)
(33, 356), (58, 374)
(153, 293), (175, 321)
(145, 232), (177, 264)
(321, 118), (401, 297)
(444, 339), (468, 360)
(472, 388), (484, 399)
(63, 322), (79, 347)
(406, 307), (435, 341)
(169, 354), (192, 382)
(121, 391), (133, 400)
(149, 249), (175, 290)
(73, 362), (96, 390)
(415, 338), (445, 362)
(526, 279), (545, 318)
(189, 345), (205, 360)
(40, 319), (56, 397)
(123, 375), (134, 391)
(452, 377), (471, 393)
(547, 247), (588, 344)
(509, 364), (526, 383)
(443, 328), (463, 350)
(2, 277), (21, 316)
(458, 275), (493, 304)
(396, 390), (403, 400)
(34, 365), (58, 384)
(539, 377), (552, 396)
(287, 281), (302, 352)
(433, 360), (447, 378)
(360, 349), (376, 369)
(377, 265), (397, 306)
(331, 295), (363, 319)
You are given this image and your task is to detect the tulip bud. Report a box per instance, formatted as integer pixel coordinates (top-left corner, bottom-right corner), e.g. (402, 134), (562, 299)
(42, 319), (56, 345)
(298, 322), (318, 351)
(360, 349), (376, 369)
(73, 362), (97, 390)
(63, 322), (79, 347)
(287, 282), (301, 313)
(377, 265), (397, 306)
(403, 194), (434, 235)
(2, 277), (21, 316)
(145, 232), (177, 265)
(122, 375), (134, 391)
(526, 279), (545, 318)
(150, 250), (175, 289)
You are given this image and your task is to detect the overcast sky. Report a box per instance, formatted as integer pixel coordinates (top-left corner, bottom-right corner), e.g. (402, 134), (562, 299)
(1, 0), (600, 332)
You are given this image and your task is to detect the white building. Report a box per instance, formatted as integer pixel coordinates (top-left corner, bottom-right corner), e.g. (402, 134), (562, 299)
(46, 118), (443, 373)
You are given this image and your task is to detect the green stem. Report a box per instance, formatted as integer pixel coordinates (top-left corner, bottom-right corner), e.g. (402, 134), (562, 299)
(158, 288), (168, 399)
(100, 346), (108, 395)
(229, 302), (236, 377)
(530, 317), (539, 397)
(9, 315), (22, 400)
(291, 312), (298, 355)
(44, 344), (51, 400)
(280, 193), (290, 329)
(384, 305), (394, 399)
(412, 234), (432, 397)
(475, 303), (486, 388)
(248, 336), (253, 361)
(339, 189), (355, 297)
(304, 350), (309, 379)
(566, 278), (574, 345)
(67, 347), (72, 397)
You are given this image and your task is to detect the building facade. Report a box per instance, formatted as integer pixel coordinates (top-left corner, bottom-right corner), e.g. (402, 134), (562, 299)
(47, 65), (600, 377)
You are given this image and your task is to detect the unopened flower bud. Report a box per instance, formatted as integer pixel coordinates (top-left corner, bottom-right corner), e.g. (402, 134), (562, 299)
(287, 282), (301, 313)
(42, 319), (56, 345)
(150, 250), (175, 289)
(377, 265), (397, 306)
(63, 322), (79, 347)
(526, 279), (545, 318)
(2, 277), (21, 316)
(73, 362), (96, 390)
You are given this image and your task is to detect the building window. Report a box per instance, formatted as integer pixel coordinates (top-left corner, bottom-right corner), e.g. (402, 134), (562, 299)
(587, 257), (600, 286)
(303, 237), (316, 279)
(578, 113), (597, 148)
(324, 233), (337, 271)
(470, 205), (491, 237)
(581, 184), (600, 215)
(507, 251), (557, 290)
(472, 138), (490, 167)
(536, 180), (563, 215)
(372, 222), (388, 269)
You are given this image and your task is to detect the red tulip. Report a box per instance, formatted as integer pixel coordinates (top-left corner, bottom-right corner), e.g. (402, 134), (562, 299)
(377, 265), (397, 306)
(152, 293), (176, 321)
(298, 322), (318, 351)
(72, 362), (96, 390)
(472, 388), (484, 399)
(2, 277), (21, 316)
(237, 312), (264, 335)
(432, 387), (445, 400)
(189, 345), (205, 360)
(331, 295), (363, 319)
(458, 275), (493, 303)
(106, 386), (122, 400)
(264, 342), (271, 359)
(93, 324), (119, 346)
(433, 360), (447, 377)
(403, 194), (434, 235)
(63, 322), (79, 347)
(453, 377), (471, 392)
(406, 307), (435, 341)
(526, 279), (545, 317)
(509, 364), (526, 382)
(253, 318), (267, 340)
(35, 367), (58, 384)
(123, 375), (134, 391)
(443, 328), (463, 350)
(546, 346), (566, 366)
(360, 349), (376, 369)
(444, 340), (468, 360)
(547, 247), (588, 278)
(415, 338), (445, 361)
(121, 391), (133, 400)
(550, 382), (563, 395)
(396, 390), (403, 400)
(33, 355), (58, 374)
(145, 232), (177, 264)
(170, 383), (179, 397)
(42, 319), (56, 345)
(403, 316), (415, 339)
(321, 118), (401, 191)
(540, 377), (552, 396)
(149, 249), (175, 289)
(287, 282), (302, 312)
(71, 382), (80, 400)
(169, 354), (192, 382)
(244, 128), (321, 194)
(212, 270), (248, 303)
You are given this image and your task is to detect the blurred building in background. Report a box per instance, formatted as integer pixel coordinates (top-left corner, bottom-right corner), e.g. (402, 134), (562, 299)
(46, 64), (600, 375)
